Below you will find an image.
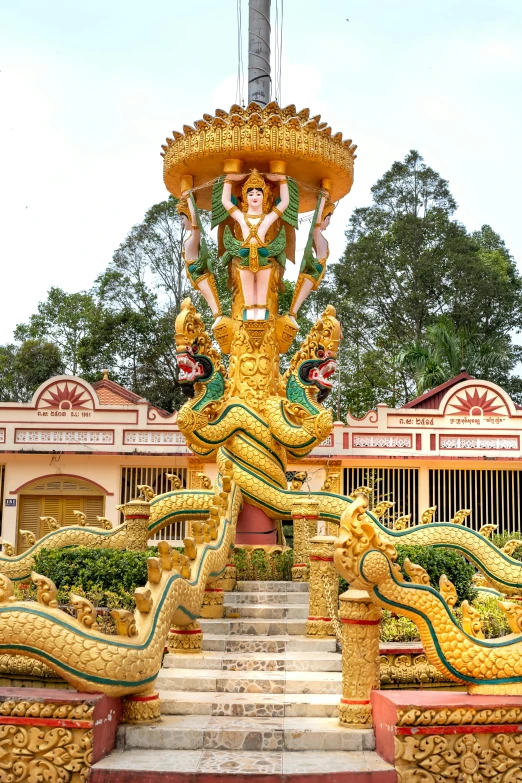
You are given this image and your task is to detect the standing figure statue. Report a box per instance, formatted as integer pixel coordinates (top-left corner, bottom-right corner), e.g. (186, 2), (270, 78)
(177, 194), (222, 327)
(220, 170), (290, 321)
(289, 192), (335, 325)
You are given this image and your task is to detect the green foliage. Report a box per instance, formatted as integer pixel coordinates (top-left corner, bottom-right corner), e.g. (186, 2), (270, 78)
(0, 340), (64, 402)
(395, 544), (476, 604)
(15, 287), (101, 376)
(273, 549), (293, 581)
(454, 596), (510, 639)
(250, 549), (271, 581)
(492, 531), (522, 561)
(321, 150), (522, 415)
(380, 610), (421, 643)
(33, 546), (158, 607)
(232, 547), (249, 580)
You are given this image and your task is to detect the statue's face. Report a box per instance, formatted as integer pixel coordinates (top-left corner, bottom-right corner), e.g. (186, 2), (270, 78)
(320, 214), (332, 231)
(247, 187), (264, 212)
(180, 213), (191, 230)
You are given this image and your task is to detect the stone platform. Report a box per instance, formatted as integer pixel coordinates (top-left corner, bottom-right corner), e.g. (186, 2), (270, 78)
(94, 580), (395, 781)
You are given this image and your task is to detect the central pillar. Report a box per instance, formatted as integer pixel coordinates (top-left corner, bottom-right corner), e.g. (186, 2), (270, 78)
(306, 535), (337, 636)
(291, 499), (319, 581)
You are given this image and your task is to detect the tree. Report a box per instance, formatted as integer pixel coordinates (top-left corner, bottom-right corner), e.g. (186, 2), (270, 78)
(396, 317), (517, 396)
(0, 340), (64, 401)
(14, 288), (100, 375)
(323, 151), (522, 414)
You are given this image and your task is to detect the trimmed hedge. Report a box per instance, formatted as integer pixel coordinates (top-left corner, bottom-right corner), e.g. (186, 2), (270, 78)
(339, 544), (476, 605)
(33, 546), (159, 607)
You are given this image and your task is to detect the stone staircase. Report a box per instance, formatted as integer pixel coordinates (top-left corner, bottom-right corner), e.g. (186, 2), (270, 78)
(92, 581), (395, 781)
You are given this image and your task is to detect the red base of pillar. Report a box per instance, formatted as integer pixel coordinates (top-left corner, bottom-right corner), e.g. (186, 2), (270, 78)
(235, 502), (277, 544)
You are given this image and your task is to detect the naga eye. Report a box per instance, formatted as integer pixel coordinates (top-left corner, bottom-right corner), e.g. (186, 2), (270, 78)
(191, 342), (199, 354)
(317, 349), (325, 358)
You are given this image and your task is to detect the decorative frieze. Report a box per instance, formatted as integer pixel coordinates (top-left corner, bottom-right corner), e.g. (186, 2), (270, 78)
(440, 436), (518, 450)
(352, 434), (412, 448)
(15, 429), (113, 444)
(123, 430), (186, 445)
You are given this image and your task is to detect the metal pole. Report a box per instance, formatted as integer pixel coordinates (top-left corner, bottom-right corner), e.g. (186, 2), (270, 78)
(248, 0), (271, 106)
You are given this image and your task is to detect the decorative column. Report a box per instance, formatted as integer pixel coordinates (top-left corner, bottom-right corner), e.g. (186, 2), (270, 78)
(291, 499), (319, 581)
(216, 546), (237, 591)
(117, 498), (150, 551)
(199, 583), (225, 618)
(338, 589), (382, 729)
(168, 621), (203, 654)
(122, 692), (161, 724)
(306, 536), (337, 637)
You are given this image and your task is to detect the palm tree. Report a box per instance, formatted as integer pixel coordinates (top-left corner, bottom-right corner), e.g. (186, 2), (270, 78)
(396, 317), (512, 396)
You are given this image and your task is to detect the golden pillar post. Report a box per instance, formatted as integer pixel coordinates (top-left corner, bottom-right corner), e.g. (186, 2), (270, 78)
(200, 582), (225, 618)
(168, 620), (203, 654)
(117, 498), (150, 551)
(338, 589), (382, 729)
(122, 692), (161, 724)
(291, 499), (319, 581)
(306, 535), (337, 637)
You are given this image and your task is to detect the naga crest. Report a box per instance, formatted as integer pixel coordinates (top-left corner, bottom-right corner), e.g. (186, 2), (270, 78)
(284, 305), (342, 402)
(175, 298), (225, 396)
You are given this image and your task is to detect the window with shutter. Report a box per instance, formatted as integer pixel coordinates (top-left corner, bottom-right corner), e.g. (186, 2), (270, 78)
(63, 497), (84, 527)
(41, 497), (62, 535)
(84, 496), (104, 526)
(18, 496), (41, 551)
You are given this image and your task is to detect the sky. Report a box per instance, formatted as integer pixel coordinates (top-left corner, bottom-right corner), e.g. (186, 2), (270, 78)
(1, 0), (521, 342)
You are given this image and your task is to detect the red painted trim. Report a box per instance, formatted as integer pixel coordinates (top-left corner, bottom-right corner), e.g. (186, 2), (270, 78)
(307, 616), (332, 621)
(397, 723), (522, 736)
(340, 698), (370, 705)
(416, 433), (422, 450)
(402, 372), (473, 408)
(125, 515), (150, 520)
(341, 618), (380, 626)
(343, 432), (349, 449)
(292, 514), (319, 519)
(10, 473), (114, 495)
(204, 588), (223, 592)
(0, 716), (93, 729)
(293, 563), (307, 568)
(170, 628), (202, 635)
(309, 556), (334, 562)
(125, 694), (159, 703)
(430, 433), (436, 450)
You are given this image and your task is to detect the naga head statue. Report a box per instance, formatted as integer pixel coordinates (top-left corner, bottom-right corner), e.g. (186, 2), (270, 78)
(285, 305), (342, 403)
(175, 298), (225, 397)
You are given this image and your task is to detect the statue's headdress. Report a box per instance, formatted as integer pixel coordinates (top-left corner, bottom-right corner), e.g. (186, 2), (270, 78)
(321, 197), (335, 223)
(242, 169), (273, 214)
(177, 197), (191, 221)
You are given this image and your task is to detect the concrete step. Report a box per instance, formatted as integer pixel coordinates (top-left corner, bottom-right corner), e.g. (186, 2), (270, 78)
(199, 618), (307, 636)
(235, 580), (309, 592)
(92, 748), (395, 781)
(159, 690), (341, 718)
(202, 633), (337, 653)
(225, 591), (309, 606)
(224, 604), (308, 620)
(155, 668), (341, 695)
(163, 651), (341, 672)
(116, 715), (376, 752)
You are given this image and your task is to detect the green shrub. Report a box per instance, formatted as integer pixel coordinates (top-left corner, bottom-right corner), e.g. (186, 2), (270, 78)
(232, 547), (249, 580)
(380, 610), (420, 643)
(273, 549), (293, 580)
(454, 595), (510, 639)
(33, 546), (158, 608)
(250, 549), (271, 580)
(395, 545), (476, 604)
(492, 531), (522, 561)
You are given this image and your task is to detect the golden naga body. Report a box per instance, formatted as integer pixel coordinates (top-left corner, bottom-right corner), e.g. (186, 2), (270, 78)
(335, 494), (522, 694)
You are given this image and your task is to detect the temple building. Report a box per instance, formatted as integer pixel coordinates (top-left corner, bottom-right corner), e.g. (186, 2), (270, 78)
(0, 370), (520, 552)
